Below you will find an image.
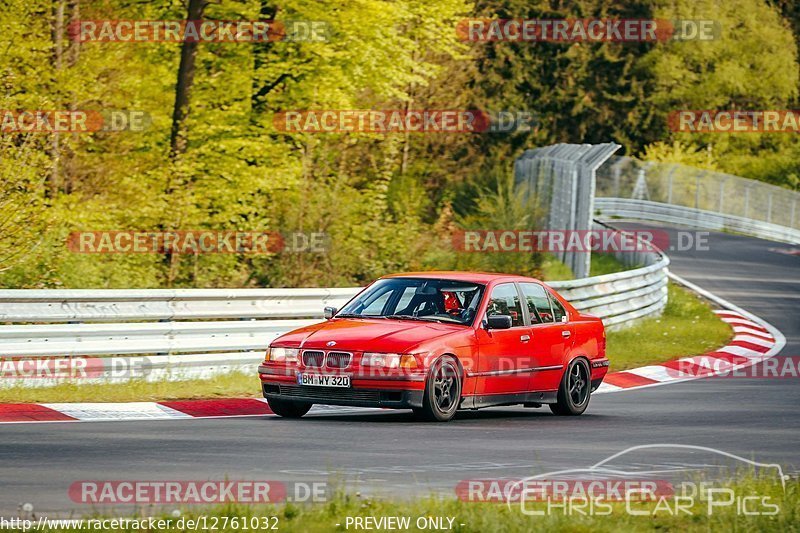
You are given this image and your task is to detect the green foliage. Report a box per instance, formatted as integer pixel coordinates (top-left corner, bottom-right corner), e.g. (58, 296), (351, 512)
(0, 136), (50, 279)
(1, 0), (799, 288)
(637, 0), (800, 186)
(417, 172), (547, 277)
(645, 0), (797, 110)
(641, 141), (719, 171)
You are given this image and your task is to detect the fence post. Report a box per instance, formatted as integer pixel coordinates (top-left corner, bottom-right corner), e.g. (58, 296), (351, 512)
(695, 174), (701, 209)
(632, 168), (649, 200)
(667, 168), (674, 204)
(570, 164), (584, 278)
(744, 187), (750, 218)
(514, 143), (619, 279)
(767, 191), (773, 223)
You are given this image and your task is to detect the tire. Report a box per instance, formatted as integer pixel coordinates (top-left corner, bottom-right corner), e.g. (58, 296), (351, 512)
(414, 355), (462, 422)
(550, 357), (591, 416)
(266, 397), (313, 418)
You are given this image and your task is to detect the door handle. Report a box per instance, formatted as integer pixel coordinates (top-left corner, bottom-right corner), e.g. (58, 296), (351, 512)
(561, 330), (571, 338)
(520, 334), (531, 342)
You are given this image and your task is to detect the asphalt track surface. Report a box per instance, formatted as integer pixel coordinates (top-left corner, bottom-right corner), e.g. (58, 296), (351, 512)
(1, 223), (798, 514)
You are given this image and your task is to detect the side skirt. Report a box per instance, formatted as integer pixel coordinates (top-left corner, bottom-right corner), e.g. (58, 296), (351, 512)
(460, 391), (558, 410)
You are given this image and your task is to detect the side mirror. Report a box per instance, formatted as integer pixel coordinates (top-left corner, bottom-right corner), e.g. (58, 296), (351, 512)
(323, 306), (337, 319)
(485, 315), (513, 330)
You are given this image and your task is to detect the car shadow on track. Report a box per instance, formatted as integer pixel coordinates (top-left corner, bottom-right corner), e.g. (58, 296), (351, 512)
(251, 407), (612, 425)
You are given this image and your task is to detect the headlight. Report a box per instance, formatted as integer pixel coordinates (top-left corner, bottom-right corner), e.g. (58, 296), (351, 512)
(265, 347), (299, 363)
(361, 352), (418, 369)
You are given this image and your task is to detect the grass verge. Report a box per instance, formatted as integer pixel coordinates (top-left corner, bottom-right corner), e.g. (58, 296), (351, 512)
(606, 283), (733, 371)
(25, 477), (799, 532)
(0, 371), (261, 404)
(542, 252), (635, 281)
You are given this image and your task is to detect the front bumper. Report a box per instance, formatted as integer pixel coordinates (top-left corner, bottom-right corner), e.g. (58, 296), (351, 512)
(261, 382), (425, 409)
(258, 364), (426, 409)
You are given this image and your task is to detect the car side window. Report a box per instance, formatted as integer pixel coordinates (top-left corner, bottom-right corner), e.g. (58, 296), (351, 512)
(520, 283), (554, 324)
(486, 283), (524, 327)
(549, 293), (568, 322)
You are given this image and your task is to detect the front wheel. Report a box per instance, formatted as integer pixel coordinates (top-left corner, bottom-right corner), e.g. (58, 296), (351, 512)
(266, 397), (313, 418)
(414, 356), (462, 422)
(550, 358), (591, 416)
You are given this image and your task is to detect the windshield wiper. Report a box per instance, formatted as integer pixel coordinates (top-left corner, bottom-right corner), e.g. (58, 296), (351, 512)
(385, 314), (423, 321)
(416, 316), (462, 324)
(385, 315), (457, 324)
(335, 313), (392, 320)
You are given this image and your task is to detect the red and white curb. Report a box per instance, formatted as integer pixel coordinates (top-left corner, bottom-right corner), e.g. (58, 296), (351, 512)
(595, 272), (786, 394)
(0, 399), (385, 424)
(594, 310), (778, 393)
(0, 273), (785, 424)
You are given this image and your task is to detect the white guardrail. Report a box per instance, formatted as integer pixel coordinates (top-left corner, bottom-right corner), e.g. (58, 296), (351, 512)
(0, 222), (669, 387)
(0, 224), (668, 387)
(596, 198), (800, 244)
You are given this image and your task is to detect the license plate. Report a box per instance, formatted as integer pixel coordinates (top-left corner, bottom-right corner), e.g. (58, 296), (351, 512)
(297, 373), (351, 388)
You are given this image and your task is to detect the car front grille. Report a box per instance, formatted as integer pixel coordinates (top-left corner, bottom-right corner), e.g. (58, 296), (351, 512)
(275, 385), (382, 403)
(302, 350), (325, 367)
(301, 350), (352, 369)
(326, 351), (352, 369)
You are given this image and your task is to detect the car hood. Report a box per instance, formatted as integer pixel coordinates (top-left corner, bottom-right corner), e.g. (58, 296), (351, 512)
(272, 318), (466, 353)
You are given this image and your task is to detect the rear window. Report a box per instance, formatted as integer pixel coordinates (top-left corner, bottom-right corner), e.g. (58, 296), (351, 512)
(520, 282), (554, 324)
(549, 293), (568, 322)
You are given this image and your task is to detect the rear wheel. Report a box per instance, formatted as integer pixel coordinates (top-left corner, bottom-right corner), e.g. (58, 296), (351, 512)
(414, 356), (461, 422)
(266, 397), (313, 418)
(550, 358), (591, 416)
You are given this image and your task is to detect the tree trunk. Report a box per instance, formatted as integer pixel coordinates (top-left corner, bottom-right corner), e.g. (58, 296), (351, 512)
(169, 0), (208, 160)
(251, 1), (278, 115)
(48, 0), (66, 198)
(67, 0), (79, 67)
(165, 0), (208, 286)
(65, 0), (80, 194)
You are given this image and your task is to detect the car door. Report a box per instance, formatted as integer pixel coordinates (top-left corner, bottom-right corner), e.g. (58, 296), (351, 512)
(519, 282), (571, 392)
(473, 282), (533, 396)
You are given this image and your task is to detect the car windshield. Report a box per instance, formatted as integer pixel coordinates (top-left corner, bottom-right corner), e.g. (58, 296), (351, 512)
(337, 278), (485, 326)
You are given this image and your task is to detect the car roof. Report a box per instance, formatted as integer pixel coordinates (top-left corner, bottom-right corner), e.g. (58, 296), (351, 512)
(380, 271), (544, 284)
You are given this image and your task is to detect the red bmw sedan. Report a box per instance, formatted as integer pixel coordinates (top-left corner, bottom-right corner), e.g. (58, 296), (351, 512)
(258, 272), (608, 422)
